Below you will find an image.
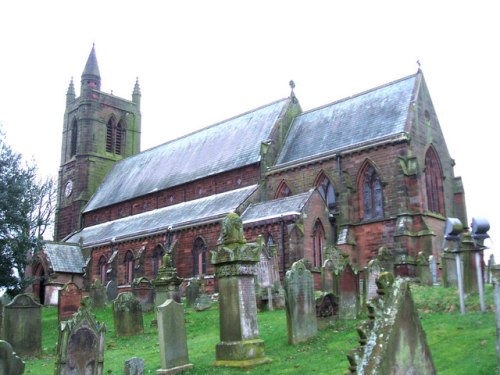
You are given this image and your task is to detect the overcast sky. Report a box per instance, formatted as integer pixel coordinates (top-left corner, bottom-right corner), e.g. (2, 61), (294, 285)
(0, 1), (498, 258)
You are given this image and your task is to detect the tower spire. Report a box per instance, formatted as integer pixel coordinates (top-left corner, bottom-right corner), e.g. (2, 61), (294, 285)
(66, 77), (75, 104)
(132, 77), (141, 105)
(81, 44), (101, 91)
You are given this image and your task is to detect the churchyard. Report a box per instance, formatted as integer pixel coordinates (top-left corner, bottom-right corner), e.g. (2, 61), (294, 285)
(15, 284), (495, 374)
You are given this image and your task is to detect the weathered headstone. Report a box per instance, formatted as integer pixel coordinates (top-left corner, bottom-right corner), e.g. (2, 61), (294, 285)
(58, 282), (82, 321)
(3, 294), (42, 357)
(417, 252), (432, 286)
(124, 357), (145, 375)
(442, 251), (460, 288)
(54, 307), (106, 375)
(0, 340), (25, 375)
(490, 265), (500, 369)
(429, 255), (439, 285)
(185, 278), (200, 307)
(336, 263), (359, 319)
(194, 294), (211, 311)
(132, 277), (155, 312)
(89, 279), (107, 309)
(366, 259), (382, 301)
(157, 299), (193, 374)
(113, 292), (144, 337)
(347, 273), (436, 374)
(321, 259), (334, 293)
(106, 280), (118, 302)
(284, 259), (318, 344)
(377, 247), (395, 274)
(211, 213), (270, 367)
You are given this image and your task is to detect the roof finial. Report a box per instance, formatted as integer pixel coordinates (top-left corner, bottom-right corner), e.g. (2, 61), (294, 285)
(416, 59), (421, 71)
(289, 80), (297, 103)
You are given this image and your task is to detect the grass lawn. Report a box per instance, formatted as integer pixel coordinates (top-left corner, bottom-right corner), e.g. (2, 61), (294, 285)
(23, 284), (498, 374)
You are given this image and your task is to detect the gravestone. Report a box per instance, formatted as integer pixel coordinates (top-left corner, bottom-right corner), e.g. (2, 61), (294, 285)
(113, 292), (144, 337)
(106, 280), (118, 302)
(58, 282), (82, 321)
(3, 294), (42, 357)
(132, 277), (155, 312)
(377, 247), (395, 274)
(442, 251), (460, 288)
(157, 299), (193, 374)
(0, 340), (25, 375)
(89, 279), (107, 309)
(429, 255), (439, 285)
(54, 306), (106, 375)
(124, 357), (145, 375)
(366, 259), (382, 301)
(417, 252), (432, 286)
(284, 259), (318, 344)
(347, 273), (436, 374)
(185, 278), (200, 307)
(255, 245), (281, 311)
(490, 265), (500, 369)
(321, 259), (335, 293)
(211, 213), (270, 367)
(487, 254), (495, 284)
(194, 294), (212, 311)
(336, 263), (359, 319)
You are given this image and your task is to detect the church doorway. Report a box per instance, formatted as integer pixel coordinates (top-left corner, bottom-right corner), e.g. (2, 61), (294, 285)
(32, 262), (46, 305)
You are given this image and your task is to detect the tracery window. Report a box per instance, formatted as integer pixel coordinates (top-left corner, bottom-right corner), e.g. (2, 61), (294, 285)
(316, 173), (336, 209)
(362, 165), (383, 220)
(106, 117), (124, 155)
(275, 181), (292, 199)
(313, 220), (325, 268)
(124, 251), (135, 284)
(193, 237), (207, 276)
(425, 147), (445, 215)
(98, 256), (107, 284)
(152, 245), (165, 276)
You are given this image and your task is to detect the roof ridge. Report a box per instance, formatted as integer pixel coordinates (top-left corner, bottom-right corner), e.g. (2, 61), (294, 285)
(299, 72), (418, 116)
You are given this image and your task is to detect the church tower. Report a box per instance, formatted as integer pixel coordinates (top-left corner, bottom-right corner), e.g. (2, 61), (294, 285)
(54, 45), (141, 240)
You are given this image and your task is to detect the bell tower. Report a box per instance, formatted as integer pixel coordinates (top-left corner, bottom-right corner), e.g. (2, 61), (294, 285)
(54, 45), (142, 240)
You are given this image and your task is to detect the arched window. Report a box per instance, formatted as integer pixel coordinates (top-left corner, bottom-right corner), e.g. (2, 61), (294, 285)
(115, 122), (123, 155)
(316, 173), (336, 209)
(193, 237), (207, 276)
(70, 120), (78, 157)
(106, 118), (114, 153)
(152, 245), (165, 276)
(425, 147), (445, 215)
(98, 256), (107, 284)
(275, 181), (292, 199)
(124, 251), (135, 284)
(313, 220), (325, 268)
(362, 165), (383, 220)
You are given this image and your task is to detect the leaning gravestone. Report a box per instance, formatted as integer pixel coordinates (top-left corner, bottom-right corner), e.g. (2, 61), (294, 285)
(211, 213), (270, 367)
(113, 292), (144, 337)
(89, 279), (107, 309)
(0, 340), (25, 375)
(58, 282), (82, 321)
(132, 277), (155, 312)
(157, 299), (193, 374)
(124, 357), (145, 375)
(3, 294), (42, 357)
(54, 307), (106, 375)
(106, 280), (118, 302)
(284, 259), (318, 344)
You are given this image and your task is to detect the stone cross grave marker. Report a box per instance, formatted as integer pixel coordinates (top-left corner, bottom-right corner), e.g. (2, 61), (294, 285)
(54, 307), (106, 375)
(0, 340), (25, 375)
(157, 299), (193, 374)
(58, 282), (82, 321)
(284, 259), (318, 344)
(113, 292), (144, 337)
(3, 294), (42, 357)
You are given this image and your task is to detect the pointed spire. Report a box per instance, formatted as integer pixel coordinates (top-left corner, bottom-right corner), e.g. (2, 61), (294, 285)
(289, 80), (297, 104)
(132, 77), (141, 105)
(66, 77), (75, 104)
(81, 44), (101, 91)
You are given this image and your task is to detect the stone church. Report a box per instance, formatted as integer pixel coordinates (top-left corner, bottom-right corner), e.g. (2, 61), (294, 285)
(29, 46), (467, 303)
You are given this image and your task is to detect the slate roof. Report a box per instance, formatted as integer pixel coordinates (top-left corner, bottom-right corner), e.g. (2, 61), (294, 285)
(84, 98), (291, 212)
(241, 189), (315, 224)
(43, 242), (85, 274)
(69, 185), (258, 246)
(276, 74), (417, 166)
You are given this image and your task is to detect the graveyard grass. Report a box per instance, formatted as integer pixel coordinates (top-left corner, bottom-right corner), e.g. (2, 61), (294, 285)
(24, 284), (497, 374)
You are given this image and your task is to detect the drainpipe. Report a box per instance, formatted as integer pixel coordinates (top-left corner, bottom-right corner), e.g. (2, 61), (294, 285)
(280, 216), (286, 277)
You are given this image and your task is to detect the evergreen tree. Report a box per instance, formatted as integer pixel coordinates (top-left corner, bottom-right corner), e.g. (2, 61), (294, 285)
(0, 129), (55, 295)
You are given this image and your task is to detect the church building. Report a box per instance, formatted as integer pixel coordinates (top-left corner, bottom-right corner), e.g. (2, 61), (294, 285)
(30, 46), (467, 303)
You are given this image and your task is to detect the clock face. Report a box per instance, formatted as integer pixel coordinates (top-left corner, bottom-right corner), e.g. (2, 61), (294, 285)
(64, 180), (73, 197)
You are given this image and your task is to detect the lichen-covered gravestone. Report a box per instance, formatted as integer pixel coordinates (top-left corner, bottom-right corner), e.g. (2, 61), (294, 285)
(113, 292), (144, 337)
(284, 259), (318, 344)
(321, 259), (334, 293)
(106, 280), (118, 302)
(377, 247), (395, 273)
(336, 263), (359, 319)
(366, 258), (382, 301)
(156, 299), (193, 374)
(124, 357), (145, 375)
(185, 279), (200, 307)
(211, 213), (270, 367)
(90, 279), (107, 309)
(132, 277), (155, 312)
(58, 282), (82, 321)
(54, 307), (106, 375)
(3, 294), (42, 357)
(0, 340), (25, 375)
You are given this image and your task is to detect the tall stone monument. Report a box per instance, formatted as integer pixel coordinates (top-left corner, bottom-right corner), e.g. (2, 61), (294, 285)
(211, 213), (270, 367)
(3, 294), (42, 357)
